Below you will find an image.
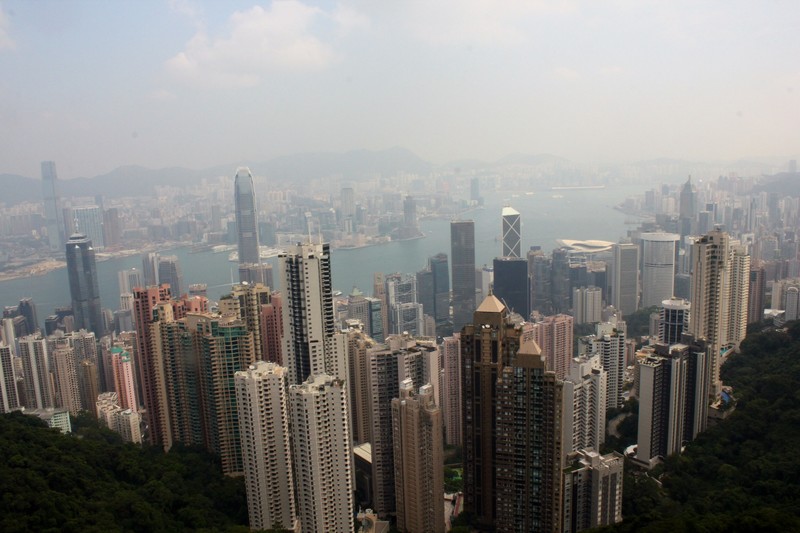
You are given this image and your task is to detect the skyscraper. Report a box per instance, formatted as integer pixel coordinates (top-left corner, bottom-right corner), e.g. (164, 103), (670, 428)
(612, 243), (639, 316)
(462, 295), (563, 531)
(235, 167), (260, 265)
(562, 450), (624, 532)
(392, 380), (445, 533)
(658, 297), (690, 345)
(41, 161), (64, 252)
(71, 206), (105, 250)
(636, 339), (709, 466)
(18, 334), (54, 409)
(747, 265), (766, 324)
(280, 242), (346, 385)
(501, 206), (521, 258)
(366, 334), (440, 518)
(562, 356), (607, 462)
(451, 221), (476, 332)
(688, 230), (750, 397)
(640, 233), (680, 308)
(679, 176), (696, 237)
(118, 268), (143, 297)
(133, 284), (173, 447)
(66, 233), (105, 336)
(442, 333), (462, 446)
(0, 343), (19, 413)
(492, 257), (530, 318)
(190, 313), (256, 475)
(235, 361), (296, 532)
(157, 256), (184, 298)
(110, 346), (138, 411)
(532, 314), (574, 380)
(289, 373), (354, 533)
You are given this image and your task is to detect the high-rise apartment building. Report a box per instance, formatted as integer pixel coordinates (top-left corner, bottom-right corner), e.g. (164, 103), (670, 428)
(18, 334), (54, 409)
(612, 243), (639, 316)
(235, 361), (296, 532)
(280, 242), (346, 385)
(442, 333), (462, 446)
(636, 339), (709, 466)
(562, 450), (624, 532)
(96, 392), (142, 443)
(562, 356), (607, 463)
(219, 282), (272, 362)
(573, 286), (602, 325)
(589, 322), (627, 409)
(451, 221), (476, 332)
(747, 265), (766, 324)
(110, 346), (137, 411)
(366, 334), (440, 518)
(640, 233), (680, 308)
(41, 161), (64, 251)
(532, 314), (574, 380)
(392, 380), (445, 533)
(235, 167), (260, 265)
(501, 206), (521, 258)
(133, 285), (173, 447)
(462, 295), (563, 531)
(191, 313), (255, 474)
(289, 374), (354, 533)
(49, 338), (82, 415)
(0, 343), (19, 413)
(689, 230), (750, 397)
(66, 233), (105, 335)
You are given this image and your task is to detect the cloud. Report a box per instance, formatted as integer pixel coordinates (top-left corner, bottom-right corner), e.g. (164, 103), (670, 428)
(166, 1), (365, 88)
(405, 0), (577, 46)
(553, 66), (580, 80)
(148, 89), (177, 101)
(0, 6), (15, 51)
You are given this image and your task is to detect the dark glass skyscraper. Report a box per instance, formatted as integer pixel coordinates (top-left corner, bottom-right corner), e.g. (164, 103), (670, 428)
(492, 257), (529, 318)
(234, 167), (260, 265)
(66, 233), (104, 335)
(451, 221), (476, 332)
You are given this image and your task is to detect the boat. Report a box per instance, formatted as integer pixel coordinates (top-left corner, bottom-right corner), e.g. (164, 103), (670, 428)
(229, 247), (284, 262)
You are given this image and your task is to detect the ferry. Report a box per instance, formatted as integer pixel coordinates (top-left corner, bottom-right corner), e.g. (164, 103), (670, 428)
(228, 246), (284, 262)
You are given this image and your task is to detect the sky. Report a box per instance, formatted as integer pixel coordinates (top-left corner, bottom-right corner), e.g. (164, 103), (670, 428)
(0, 0), (798, 179)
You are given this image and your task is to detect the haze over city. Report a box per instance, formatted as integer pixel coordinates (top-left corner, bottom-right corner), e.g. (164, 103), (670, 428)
(1, 0), (799, 179)
(2, 2), (800, 533)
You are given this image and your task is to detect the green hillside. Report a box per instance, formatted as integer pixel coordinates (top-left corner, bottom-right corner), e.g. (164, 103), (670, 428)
(600, 321), (800, 532)
(0, 413), (248, 532)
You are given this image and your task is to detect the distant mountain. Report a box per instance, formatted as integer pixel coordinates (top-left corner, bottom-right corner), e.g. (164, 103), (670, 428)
(0, 148), (435, 205)
(754, 172), (800, 195)
(0, 174), (41, 206)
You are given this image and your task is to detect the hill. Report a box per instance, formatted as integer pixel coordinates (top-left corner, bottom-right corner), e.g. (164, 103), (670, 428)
(599, 322), (800, 532)
(0, 412), (248, 532)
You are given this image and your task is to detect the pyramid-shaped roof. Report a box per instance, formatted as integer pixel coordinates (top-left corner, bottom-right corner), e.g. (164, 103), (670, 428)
(476, 293), (505, 314)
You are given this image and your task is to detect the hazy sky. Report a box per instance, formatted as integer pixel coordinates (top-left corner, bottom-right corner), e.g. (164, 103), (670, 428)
(0, 0), (798, 178)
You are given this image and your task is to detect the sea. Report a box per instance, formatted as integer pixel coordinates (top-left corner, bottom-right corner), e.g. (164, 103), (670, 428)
(0, 185), (646, 327)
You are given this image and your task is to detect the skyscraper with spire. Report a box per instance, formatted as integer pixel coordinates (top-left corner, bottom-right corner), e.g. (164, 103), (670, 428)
(234, 167), (260, 266)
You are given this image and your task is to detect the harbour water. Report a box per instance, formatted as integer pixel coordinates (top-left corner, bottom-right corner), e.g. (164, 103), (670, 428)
(0, 185), (644, 325)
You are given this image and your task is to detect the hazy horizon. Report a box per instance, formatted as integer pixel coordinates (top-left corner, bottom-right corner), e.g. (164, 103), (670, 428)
(1, 1), (798, 179)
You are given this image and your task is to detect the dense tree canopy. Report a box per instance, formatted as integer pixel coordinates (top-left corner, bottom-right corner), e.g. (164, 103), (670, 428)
(0, 412), (248, 532)
(598, 322), (800, 532)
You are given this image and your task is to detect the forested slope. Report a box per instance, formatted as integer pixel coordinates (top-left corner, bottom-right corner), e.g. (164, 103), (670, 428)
(0, 413), (248, 532)
(601, 322), (800, 532)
